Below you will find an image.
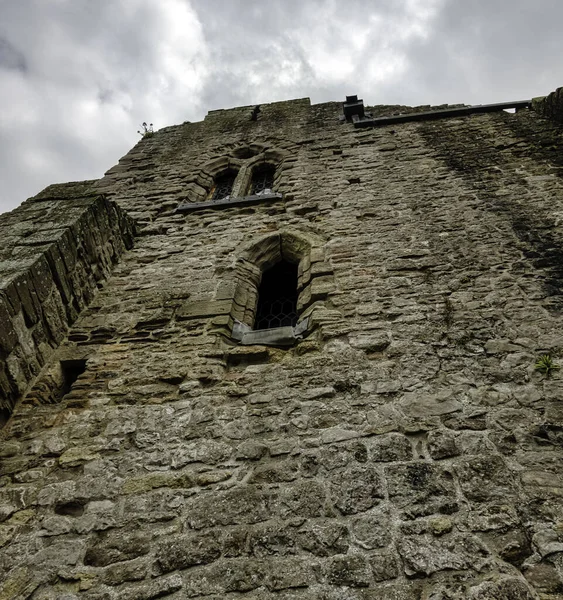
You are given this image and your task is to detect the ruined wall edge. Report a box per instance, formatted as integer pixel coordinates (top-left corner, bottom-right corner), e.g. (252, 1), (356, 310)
(0, 184), (135, 412)
(532, 86), (563, 123)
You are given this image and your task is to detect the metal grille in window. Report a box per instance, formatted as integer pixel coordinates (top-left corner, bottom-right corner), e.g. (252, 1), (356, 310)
(250, 166), (275, 196)
(211, 171), (236, 201)
(254, 260), (299, 330)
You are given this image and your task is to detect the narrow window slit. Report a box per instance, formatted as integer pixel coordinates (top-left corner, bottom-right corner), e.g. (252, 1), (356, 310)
(250, 165), (276, 196)
(0, 408), (10, 429)
(210, 170), (237, 201)
(59, 359), (87, 400)
(55, 501), (85, 517)
(1, 358), (87, 427)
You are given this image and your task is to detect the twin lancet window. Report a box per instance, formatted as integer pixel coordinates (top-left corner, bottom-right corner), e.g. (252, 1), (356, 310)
(177, 146), (285, 213)
(208, 164), (277, 202)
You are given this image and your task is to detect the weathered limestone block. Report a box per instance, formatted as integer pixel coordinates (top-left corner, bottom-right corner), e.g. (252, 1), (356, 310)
(397, 532), (490, 576)
(523, 562), (563, 596)
(468, 577), (538, 599)
(399, 390), (462, 418)
(117, 573), (183, 600)
(324, 554), (373, 587)
(177, 299), (232, 320)
(427, 429), (460, 460)
(296, 520), (349, 557)
(330, 465), (384, 515)
(84, 530), (151, 567)
(387, 463), (457, 519)
(185, 486), (270, 529)
(367, 433), (412, 461)
(455, 455), (517, 502)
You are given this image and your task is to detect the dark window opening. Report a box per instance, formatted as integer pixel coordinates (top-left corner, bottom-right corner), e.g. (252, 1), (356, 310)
(59, 359), (87, 400)
(250, 165), (275, 196)
(0, 408), (10, 429)
(55, 501), (85, 517)
(210, 170), (237, 201)
(11, 359), (88, 408)
(250, 105), (261, 121)
(254, 260), (299, 330)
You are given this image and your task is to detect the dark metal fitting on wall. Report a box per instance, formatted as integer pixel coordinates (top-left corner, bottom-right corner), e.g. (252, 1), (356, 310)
(342, 95), (365, 122)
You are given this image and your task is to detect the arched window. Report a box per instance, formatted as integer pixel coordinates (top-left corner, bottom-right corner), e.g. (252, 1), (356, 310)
(249, 164), (275, 196)
(254, 260), (299, 330)
(225, 231), (336, 347)
(210, 169), (237, 201)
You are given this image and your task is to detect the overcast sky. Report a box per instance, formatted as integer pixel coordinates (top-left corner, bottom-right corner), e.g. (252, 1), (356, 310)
(1, 0), (562, 214)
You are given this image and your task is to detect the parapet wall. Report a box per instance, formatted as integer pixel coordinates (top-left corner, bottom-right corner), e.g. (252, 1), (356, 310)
(532, 86), (563, 124)
(0, 182), (135, 416)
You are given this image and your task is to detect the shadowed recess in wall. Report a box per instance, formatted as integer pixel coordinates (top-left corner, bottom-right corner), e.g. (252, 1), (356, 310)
(254, 260), (299, 330)
(21, 358), (87, 407)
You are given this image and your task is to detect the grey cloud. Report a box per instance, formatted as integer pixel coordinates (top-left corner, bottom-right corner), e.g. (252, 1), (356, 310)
(0, 0), (208, 212)
(1, 0), (563, 214)
(192, 0), (449, 108)
(397, 0), (563, 104)
(192, 0), (563, 108)
(0, 38), (27, 72)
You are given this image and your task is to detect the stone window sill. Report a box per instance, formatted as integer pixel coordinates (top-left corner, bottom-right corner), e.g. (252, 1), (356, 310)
(177, 193), (283, 214)
(232, 317), (309, 347)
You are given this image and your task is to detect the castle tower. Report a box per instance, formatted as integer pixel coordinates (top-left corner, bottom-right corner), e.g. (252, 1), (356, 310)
(1, 89), (563, 599)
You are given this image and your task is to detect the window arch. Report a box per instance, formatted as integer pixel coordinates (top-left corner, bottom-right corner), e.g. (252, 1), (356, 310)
(177, 147), (290, 213)
(220, 231), (336, 346)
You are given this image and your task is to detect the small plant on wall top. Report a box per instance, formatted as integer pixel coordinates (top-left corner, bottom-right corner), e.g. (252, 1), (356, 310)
(138, 122), (154, 138)
(534, 354), (560, 377)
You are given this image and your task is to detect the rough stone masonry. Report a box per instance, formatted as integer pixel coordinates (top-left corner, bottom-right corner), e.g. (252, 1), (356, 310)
(1, 87), (563, 599)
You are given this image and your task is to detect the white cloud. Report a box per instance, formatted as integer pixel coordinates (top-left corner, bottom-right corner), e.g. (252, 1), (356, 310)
(297, 0), (443, 86)
(0, 0), (209, 212)
(1, 0), (563, 214)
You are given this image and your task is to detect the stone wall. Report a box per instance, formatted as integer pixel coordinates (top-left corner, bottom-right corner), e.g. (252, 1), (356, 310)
(2, 95), (563, 599)
(0, 183), (135, 419)
(532, 87), (563, 124)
